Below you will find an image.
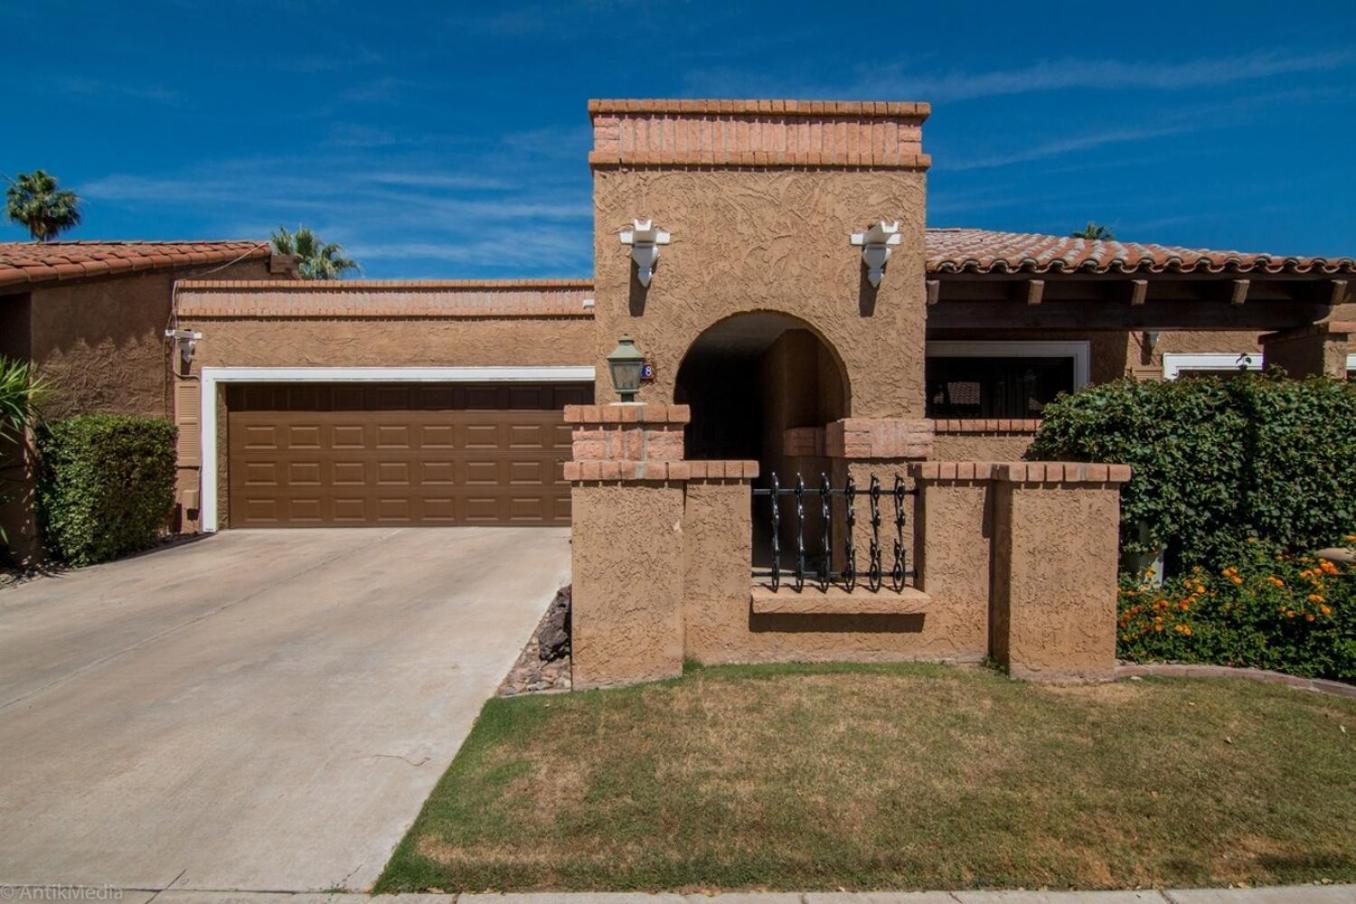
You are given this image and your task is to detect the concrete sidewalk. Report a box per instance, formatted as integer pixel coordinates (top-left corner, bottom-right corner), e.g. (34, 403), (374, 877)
(3, 886), (1352, 904)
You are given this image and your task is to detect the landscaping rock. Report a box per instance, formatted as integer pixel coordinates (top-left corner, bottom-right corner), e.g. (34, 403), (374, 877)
(497, 585), (572, 696)
(538, 584), (571, 662)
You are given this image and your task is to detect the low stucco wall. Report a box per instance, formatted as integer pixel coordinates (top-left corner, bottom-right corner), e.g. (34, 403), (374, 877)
(573, 460), (1126, 686)
(681, 477), (985, 666)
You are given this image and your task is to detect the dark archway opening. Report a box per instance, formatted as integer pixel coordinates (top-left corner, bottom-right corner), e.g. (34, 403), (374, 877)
(674, 313), (850, 567)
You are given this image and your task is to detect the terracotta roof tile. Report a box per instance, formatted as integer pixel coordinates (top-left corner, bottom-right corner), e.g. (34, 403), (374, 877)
(0, 241), (270, 290)
(925, 228), (1356, 276)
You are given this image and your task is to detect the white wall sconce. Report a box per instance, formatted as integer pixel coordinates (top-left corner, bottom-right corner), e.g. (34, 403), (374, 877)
(619, 219), (671, 288)
(850, 221), (902, 288)
(165, 328), (202, 366)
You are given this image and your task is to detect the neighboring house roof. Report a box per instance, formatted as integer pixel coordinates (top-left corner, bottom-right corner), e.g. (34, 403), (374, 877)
(0, 241), (271, 290)
(924, 228), (1356, 276)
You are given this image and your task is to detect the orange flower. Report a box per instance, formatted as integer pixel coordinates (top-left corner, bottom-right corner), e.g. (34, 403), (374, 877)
(1267, 576), (1285, 588)
(1320, 605), (1333, 616)
(1308, 594), (1325, 604)
(1286, 609), (1297, 619)
(1320, 560), (1339, 576)
(1230, 575), (1243, 586)
(1305, 613), (1316, 622)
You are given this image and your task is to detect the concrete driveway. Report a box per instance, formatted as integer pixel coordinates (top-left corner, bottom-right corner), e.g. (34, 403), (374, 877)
(0, 527), (570, 893)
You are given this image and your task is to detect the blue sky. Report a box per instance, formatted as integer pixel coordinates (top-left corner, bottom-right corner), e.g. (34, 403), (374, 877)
(4, 0), (1355, 278)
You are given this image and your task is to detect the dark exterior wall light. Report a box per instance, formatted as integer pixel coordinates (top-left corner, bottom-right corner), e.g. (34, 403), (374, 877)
(607, 334), (645, 402)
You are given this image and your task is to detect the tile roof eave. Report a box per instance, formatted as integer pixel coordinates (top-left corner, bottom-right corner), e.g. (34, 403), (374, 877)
(0, 242), (271, 291)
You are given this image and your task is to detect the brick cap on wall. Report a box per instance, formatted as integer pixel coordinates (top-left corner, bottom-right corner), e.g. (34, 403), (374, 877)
(826, 418), (934, 460)
(933, 419), (1042, 435)
(910, 461), (1132, 484)
(564, 403), (691, 425)
(564, 459), (757, 482)
(588, 99), (932, 118)
(589, 98), (930, 171)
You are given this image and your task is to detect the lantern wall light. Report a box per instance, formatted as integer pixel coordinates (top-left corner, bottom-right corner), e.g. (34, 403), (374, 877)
(849, 221), (902, 288)
(606, 334), (645, 402)
(619, 219), (671, 287)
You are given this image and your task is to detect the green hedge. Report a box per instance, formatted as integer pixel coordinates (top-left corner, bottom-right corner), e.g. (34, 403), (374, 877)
(1028, 372), (1356, 569)
(37, 414), (178, 566)
(1118, 541), (1355, 681)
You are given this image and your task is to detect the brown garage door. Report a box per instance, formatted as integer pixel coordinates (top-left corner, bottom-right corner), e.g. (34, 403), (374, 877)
(226, 382), (591, 527)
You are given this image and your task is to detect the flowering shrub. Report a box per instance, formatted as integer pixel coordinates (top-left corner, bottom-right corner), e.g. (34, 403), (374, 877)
(1118, 536), (1356, 681)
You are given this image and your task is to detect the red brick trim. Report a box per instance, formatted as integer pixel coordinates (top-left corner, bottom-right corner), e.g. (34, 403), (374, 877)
(588, 99), (931, 118)
(910, 460), (1132, 484)
(176, 279), (595, 319)
(995, 462), (1132, 484)
(933, 419), (1042, 434)
(587, 151), (932, 170)
(563, 459), (757, 482)
(589, 99), (928, 171)
(825, 418), (934, 460)
(176, 278), (595, 289)
(564, 403), (691, 425)
(910, 462), (1001, 482)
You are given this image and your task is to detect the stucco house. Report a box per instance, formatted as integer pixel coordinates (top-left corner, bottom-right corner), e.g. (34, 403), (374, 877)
(0, 241), (296, 558)
(5, 98), (1354, 686)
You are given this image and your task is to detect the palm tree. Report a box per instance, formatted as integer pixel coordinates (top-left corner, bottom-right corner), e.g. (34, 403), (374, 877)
(1071, 222), (1114, 241)
(5, 170), (82, 242)
(270, 226), (360, 280)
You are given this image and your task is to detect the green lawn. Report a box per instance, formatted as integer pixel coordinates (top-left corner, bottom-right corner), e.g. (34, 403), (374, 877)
(377, 662), (1356, 893)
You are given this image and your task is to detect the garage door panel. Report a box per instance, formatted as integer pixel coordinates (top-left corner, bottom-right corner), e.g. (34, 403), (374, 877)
(227, 382), (588, 527)
(288, 462), (322, 486)
(331, 424), (367, 448)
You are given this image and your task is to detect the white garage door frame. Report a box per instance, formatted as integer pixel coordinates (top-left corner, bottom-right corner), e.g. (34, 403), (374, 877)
(199, 365), (596, 532)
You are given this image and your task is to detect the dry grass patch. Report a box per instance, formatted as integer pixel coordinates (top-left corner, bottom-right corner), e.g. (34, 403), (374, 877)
(376, 661), (1356, 893)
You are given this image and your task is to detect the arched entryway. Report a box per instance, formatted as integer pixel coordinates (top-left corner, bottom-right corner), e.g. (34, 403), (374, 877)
(674, 310), (849, 482)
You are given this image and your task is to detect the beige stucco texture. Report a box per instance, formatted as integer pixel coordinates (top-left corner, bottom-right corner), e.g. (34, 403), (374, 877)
(591, 167), (928, 418)
(25, 261), (272, 420)
(571, 481), (686, 687)
(991, 472), (1124, 680)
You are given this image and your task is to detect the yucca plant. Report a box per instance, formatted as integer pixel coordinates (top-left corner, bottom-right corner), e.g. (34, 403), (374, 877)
(0, 357), (47, 445)
(0, 356), (48, 557)
(270, 225), (360, 280)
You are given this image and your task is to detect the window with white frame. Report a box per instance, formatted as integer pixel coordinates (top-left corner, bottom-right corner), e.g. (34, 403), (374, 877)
(1161, 352), (1261, 381)
(925, 341), (1090, 419)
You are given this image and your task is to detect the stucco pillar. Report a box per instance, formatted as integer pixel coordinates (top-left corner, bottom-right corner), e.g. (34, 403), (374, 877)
(1260, 320), (1353, 380)
(909, 462), (995, 660)
(990, 462), (1131, 681)
(564, 401), (758, 687)
(681, 478), (754, 665)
